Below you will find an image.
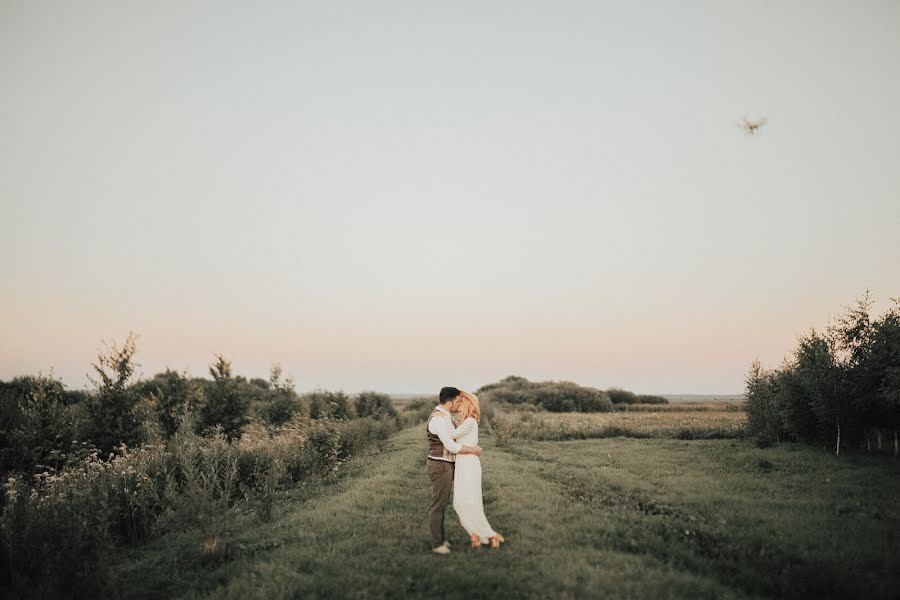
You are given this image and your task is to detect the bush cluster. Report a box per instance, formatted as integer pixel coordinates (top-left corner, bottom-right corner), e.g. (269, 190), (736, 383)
(476, 376), (615, 412)
(0, 336), (401, 598)
(745, 294), (900, 454)
(605, 388), (669, 405)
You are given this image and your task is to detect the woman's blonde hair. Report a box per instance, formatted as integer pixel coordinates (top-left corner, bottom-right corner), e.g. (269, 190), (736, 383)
(457, 393), (481, 423)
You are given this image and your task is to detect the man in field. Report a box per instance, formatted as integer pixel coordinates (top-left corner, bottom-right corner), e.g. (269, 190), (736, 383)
(426, 386), (483, 554)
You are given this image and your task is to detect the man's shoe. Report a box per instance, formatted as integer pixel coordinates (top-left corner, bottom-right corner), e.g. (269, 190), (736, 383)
(431, 543), (451, 555)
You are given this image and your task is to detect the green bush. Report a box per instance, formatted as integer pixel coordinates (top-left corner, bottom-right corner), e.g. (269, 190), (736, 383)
(333, 417), (397, 460)
(255, 363), (302, 427)
(81, 333), (147, 455)
(607, 388), (669, 405)
(258, 389), (301, 427)
(294, 421), (344, 478)
(0, 440), (168, 598)
(305, 390), (353, 420)
(607, 388), (638, 404)
(133, 369), (205, 438)
(401, 397), (437, 425)
(0, 334), (404, 594)
(0, 374), (81, 474)
(355, 391), (398, 420)
(198, 356), (251, 440)
(158, 425), (240, 559)
(477, 376), (613, 413)
(634, 394), (668, 404)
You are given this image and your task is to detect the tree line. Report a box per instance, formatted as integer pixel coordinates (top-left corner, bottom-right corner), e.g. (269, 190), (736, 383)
(0, 332), (398, 480)
(745, 293), (900, 455)
(0, 333), (403, 598)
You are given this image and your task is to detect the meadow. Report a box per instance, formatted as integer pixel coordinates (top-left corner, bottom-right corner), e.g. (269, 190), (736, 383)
(101, 412), (900, 599)
(490, 403), (748, 442)
(3, 356), (898, 599)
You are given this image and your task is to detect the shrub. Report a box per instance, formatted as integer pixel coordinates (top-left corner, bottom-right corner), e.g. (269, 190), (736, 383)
(0, 441), (168, 598)
(256, 365), (302, 427)
(198, 355), (251, 440)
(159, 425), (240, 558)
(293, 421), (344, 479)
(355, 391), (398, 420)
(635, 394), (669, 404)
(477, 376), (613, 413)
(607, 388), (669, 405)
(81, 333), (146, 455)
(0, 374), (80, 474)
(305, 390), (353, 420)
(401, 397), (437, 425)
(133, 369), (205, 438)
(258, 389), (301, 427)
(607, 388), (638, 404)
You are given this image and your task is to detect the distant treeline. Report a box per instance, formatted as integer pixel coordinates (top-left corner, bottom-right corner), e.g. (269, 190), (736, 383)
(0, 335), (398, 476)
(746, 293), (900, 455)
(475, 375), (668, 413)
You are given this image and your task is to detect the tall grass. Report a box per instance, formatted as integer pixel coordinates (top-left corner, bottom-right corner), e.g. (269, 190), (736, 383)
(102, 426), (900, 599)
(490, 404), (747, 442)
(617, 401), (747, 412)
(0, 414), (397, 598)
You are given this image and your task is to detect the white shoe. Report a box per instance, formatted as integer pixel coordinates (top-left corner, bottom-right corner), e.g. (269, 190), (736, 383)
(432, 543), (451, 555)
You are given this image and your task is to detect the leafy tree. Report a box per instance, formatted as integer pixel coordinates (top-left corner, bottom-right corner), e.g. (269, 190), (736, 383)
(258, 363), (301, 426)
(133, 369), (204, 438)
(306, 390), (353, 420)
(745, 361), (783, 446)
(0, 373), (80, 473)
(198, 355), (250, 440)
(82, 332), (144, 455)
(794, 329), (847, 454)
(606, 388), (638, 404)
(745, 293), (900, 454)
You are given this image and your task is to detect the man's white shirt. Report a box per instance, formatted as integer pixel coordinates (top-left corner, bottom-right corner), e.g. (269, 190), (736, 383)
(428, 405), (461, 461)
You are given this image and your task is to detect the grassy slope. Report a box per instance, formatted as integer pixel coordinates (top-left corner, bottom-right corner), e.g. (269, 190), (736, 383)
(109, 426), (900, 600)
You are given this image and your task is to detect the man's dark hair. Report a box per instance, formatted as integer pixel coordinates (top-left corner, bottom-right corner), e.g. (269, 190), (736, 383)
(439, 386), (461, 405)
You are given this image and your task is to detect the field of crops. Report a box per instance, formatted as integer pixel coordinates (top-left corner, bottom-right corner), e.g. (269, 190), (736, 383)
(617, 401), (746, 412)
(490, 402), (747, 441)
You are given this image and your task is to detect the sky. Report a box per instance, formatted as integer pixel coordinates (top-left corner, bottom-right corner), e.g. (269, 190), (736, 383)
(1, 1), (898, 395)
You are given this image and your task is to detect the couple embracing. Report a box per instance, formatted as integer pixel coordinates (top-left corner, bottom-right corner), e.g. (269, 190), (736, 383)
(426, 386), (505, 554)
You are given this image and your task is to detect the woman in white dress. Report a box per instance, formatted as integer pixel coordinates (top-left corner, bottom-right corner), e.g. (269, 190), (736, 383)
(451, 390), (505, 549)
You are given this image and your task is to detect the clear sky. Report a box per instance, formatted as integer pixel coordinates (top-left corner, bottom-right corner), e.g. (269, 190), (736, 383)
(2, 1), (898, 394)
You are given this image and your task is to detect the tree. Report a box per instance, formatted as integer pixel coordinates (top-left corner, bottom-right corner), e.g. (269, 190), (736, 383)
(306, 390), (353, 420)
(133, 369), (204, 438)
(0, 373), (79, 473)
(82, 333), (145, 454)
(198, 355), (249, 440)
(258, 363), (301, 426)
(745, 293), (900, 455)
(870, 299), (900, 454)
(745, 360), (783, 446)
(794, 329), (848, 454)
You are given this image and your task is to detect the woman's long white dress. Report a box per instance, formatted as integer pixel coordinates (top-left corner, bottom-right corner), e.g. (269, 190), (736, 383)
(451, 417), (498, 545)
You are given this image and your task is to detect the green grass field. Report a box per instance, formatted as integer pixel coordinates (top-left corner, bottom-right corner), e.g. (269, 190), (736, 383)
(107, 424), (900, 599)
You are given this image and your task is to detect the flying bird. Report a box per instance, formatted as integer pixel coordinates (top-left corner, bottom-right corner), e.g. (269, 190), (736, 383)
(738, 116), (768, 136)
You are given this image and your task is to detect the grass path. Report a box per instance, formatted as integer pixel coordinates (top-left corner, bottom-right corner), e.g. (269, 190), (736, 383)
(110, 426), (900, 599)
